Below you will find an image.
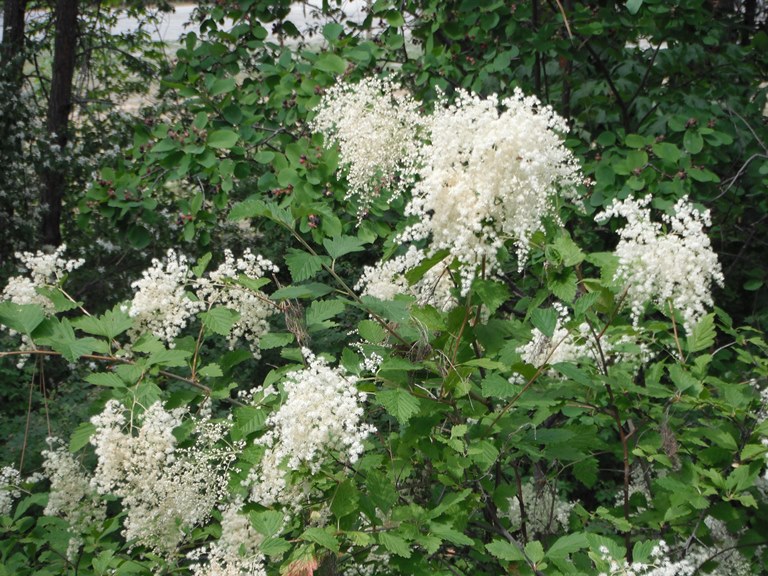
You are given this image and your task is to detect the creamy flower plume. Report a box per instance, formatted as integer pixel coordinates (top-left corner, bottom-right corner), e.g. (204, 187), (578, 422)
(401, 88), (580, 293)
(248, 350), (374, 508)
(310, 76), (424, 216)
(596, 195), (724, 334)
(89, 400), (237, 555)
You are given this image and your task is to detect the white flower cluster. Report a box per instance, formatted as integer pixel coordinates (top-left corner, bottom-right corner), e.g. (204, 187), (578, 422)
(310, 76), (424, 216)
(355, 246), (457, 311)
(195, 249), (279, 357)
(596, 196), (724, 334)
(248, 350), (374, 508)
(401, 88), (581, 294)
(314, 80), (580, 298)
(597, 541), (697, 576)
(517, 303), (597, 368)
(189, 500), (267, 576)
(1, 244), (84, 312)
(504, 478), (574, 536)
(0, 466), (22, 517)
(127, 249), (278, 352)
(128, 249), (203, 344)
(89, 400), (236, 555)
(41, 438), (106, 561)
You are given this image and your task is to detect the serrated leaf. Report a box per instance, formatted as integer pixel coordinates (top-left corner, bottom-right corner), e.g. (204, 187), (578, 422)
(473, 279), (509, 315)
(378, 532), (411, 558)
(547, 533), (588, 559)
(73, 306), (133, 340)
(35, 286), (79, 312)
(358, 319), (387, 343)
(573, 457), (599, 488)
(0, 302), (45, 335)
(525, 541), (544, 563)
(235, 406), (267, 437)
(323, 235), (366, 260)
(306, 299), (345, 328)
(429, 523), (473, 546)
(301, 527), (340, 552)
(553, 234), (585, 267)
(229, 196), (268, 220)
(530, 307), (558, 339)
(199, 307), (240, 336)
(250, 509), (284, 539)
(38, 318), (100, 362)
(85, 372), (126, 388)
(486, 539), (525, 562)
(467, 439), (500, 471)
(550, 271), (578, 303)
(69, 422), (96, 452)
(198, 363), (223, 378)
(331, 480), (359, 519)
(686, 313), (715, 353)
(285, 249), (329, 282)
(147, 348), (192, 368)
(271, 283), (334, 300)
(260, 332), (294, 350)
(377, 389), (420, 425)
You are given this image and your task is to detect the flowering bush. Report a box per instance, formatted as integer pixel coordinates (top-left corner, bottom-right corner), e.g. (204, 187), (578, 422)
(1, 74), (768, 576)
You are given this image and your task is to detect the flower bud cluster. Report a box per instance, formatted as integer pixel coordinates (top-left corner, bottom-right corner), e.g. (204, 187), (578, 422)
(248, 350), (375, 508)
(596, 196), (724, 334)
(310, 76), (424, 216)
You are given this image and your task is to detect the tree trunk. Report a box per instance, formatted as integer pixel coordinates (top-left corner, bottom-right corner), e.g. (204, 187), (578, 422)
(40, 0), (78, 247)
(1, 0), (26, 80)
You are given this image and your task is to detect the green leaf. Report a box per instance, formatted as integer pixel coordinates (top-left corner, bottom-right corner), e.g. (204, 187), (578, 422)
(250, 510), (284, 538)
(69, 422), (96, 452)
(686, 313), (715, 352)
(358, 319), (387, 343)
(473, 279), (509, 315)
(209, 77), (236, 96)
(547, 533), (588, 559)
(429, 523), (473, 546)
(652, 142), (681, 163)
(378, 532), (411, 558)
(323, 22), (344, 41)
(331, 480), (359, 519)
(73, 306), (133, 340)
(199, 307), (240, 336)
(668, 364), (699, 393)
(285, 249), (330, 282)
(207, 129), (239, 149)
(301, 527), (340, 553)
(323, 235), (366, 260)
(486, 539), (525, 562)
(229, 196), (268, 220)
(315, 53), (347, 74)
(85, 372), (126, 388)
(306, 299), (345, 328)
(377, 389), (420, 425)
(146, 348), (192, 368)
(0, 302), (45, 335)
(198, 363), (223, 378)
(271, 283), (334, 300)
(626, 0), (643, 14)
(38, 318), (100, 362)
(530, 307), (558, 339)
(683, 129), (704, 154)
(525, 541), (545, 563)
(573, 457), (599, 488)
(260, 332), (295, 350)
